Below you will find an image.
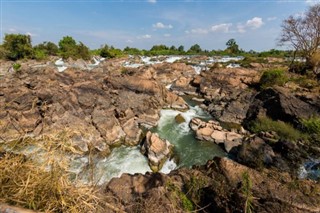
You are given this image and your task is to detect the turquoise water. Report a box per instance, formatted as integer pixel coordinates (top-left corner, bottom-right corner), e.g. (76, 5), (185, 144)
(153, 106), (226, 168)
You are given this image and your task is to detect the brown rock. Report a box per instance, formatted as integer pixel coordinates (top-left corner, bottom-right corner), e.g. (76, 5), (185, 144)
(141, 131), (173, 172)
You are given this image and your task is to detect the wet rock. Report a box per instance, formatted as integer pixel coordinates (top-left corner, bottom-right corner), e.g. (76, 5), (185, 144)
(141, 131), (173, 172)
(174, 113), (186, 124)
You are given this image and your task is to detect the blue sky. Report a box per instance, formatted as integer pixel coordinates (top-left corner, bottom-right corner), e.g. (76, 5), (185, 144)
(1, 0), (319, 51)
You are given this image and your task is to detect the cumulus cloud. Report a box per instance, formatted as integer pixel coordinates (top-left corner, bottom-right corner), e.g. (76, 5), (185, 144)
(147, 0), (157, 3)
(211, 23), (232, 33)
(237, 17), (264, 33)
(246, 17), (264, 29)
(152, 22), (173, 29)
(126, 39), (133, 43)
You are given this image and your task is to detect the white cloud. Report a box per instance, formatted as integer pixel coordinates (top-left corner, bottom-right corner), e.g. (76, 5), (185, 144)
(305, 0), (320, 5)
(147, 0), (157, 3)
(246, 17), (264, 29)
(267, 17), (277, 21)
(186, 28), (209, 34)
(237, 24), (246, 33)
(211, 23), (232, 33)
(237, 17), (264, 33)
(140, 34), (151, 39)
(126, 39), (133, 43)
(152, 22), (173, 29)
(164, 34), (171, 37)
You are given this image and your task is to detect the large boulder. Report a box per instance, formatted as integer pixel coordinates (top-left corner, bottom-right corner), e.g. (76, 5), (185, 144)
(245, 86), (320, 127)
(141, 131), (173, 172)
(104, 157), (320, 213)
(198, 68), (259, 124)
(189, 118), (243, 152)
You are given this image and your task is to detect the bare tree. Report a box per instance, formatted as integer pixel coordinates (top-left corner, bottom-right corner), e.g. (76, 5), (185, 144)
(279, 3), (320, 74)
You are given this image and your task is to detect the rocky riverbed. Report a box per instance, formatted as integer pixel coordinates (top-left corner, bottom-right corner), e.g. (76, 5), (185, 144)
(0, 56), (319, 212)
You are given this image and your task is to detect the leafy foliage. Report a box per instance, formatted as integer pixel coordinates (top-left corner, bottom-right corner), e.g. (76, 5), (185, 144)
(3, 34), (33, 60)
(225, 38), (240, 54)
(58, 36), (90, 60)
(259, 69), (288, 89)
(99, 45), (124, 58)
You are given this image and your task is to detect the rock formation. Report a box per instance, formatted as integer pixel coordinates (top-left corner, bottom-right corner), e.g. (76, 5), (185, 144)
(189, 118), (243, 152)
(141, 131), (173, 172)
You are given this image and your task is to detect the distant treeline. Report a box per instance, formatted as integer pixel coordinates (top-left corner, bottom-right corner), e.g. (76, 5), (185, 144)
(0, 33), (294, 61)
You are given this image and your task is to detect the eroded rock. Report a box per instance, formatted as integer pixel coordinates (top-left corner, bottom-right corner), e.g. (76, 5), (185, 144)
(141, 131), (173, 172)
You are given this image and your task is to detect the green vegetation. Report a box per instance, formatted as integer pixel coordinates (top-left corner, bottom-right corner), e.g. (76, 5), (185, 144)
(241, 171), (254, 213)
(3, 34), (33, 60)
(58, 36), (90, 60)
(301, 116), (320, 135)
(166, 182), (194, 212)
(99, 44), (124, 58)
(301, 116), (320, 144)
(259, 69), (288, 89)
(248, 116), (305, 142)
(12, 63), (21, 71)
(225, 38), (240, 54)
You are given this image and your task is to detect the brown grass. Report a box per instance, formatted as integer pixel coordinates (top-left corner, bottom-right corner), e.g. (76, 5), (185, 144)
(0, 132), (121, 212)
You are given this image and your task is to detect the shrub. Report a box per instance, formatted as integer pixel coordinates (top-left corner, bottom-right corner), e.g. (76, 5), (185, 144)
(301, 116), (320, 135)
(3, 34), (33, 61)
(33, 49), (47, 60)
(259, 69), (288, 89)
(291, 76), (319, 89)
(248, 116), (305, 142)
(0, 153), (101, 212)
(12, 63), (21, 71)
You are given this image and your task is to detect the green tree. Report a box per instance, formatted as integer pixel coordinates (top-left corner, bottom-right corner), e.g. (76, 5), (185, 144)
(33, 41), (59, 60)
(178, 45), (185, 52)
(225, 38), (239, 54)
(3, 34), (33, 60)
(100, 45), (123, 58)
(58, 36), (90, 59)
(77, 42), (90, 60)
(188, 44), (202, 54)
(58, 36), (78, 59)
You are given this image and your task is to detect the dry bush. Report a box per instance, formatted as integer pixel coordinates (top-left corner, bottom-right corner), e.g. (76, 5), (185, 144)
(0, 152), (102, 212)
(0, 133), (122, 213)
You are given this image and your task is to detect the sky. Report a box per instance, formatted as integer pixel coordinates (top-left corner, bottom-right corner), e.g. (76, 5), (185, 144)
(1, 0), (319, 51)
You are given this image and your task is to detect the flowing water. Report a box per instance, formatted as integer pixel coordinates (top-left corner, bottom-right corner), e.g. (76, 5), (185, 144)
(151, 105), (226, 168)
(69, 99), (225, 184)
(2, 97), (225, 185)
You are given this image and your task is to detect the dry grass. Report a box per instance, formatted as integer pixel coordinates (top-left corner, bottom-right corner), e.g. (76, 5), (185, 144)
(0, 152), (102, 212)
(0, 132), (119, 212)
